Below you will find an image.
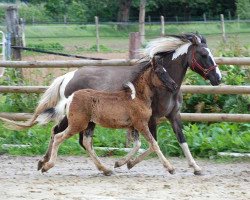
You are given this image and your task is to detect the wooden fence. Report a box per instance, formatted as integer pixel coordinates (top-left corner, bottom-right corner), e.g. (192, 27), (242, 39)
(0, 58), (249, 122)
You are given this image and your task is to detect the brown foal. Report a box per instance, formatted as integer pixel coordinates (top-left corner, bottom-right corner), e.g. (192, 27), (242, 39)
(39, 57), (178, 175)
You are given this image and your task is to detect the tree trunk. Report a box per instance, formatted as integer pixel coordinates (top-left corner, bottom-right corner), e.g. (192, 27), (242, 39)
(117, 0), (132, 22)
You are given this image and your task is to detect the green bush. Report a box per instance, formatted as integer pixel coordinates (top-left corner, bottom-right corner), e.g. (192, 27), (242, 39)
(27, 42), (64, 51)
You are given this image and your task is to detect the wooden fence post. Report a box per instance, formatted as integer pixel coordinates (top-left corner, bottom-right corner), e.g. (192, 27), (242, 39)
(95, 16), (100, 52)
(5, 6), (23, 79)
(175, 16), (178, 23)
(64, 15), (67, 24)
(220, 14), (226, 43)
(203, 13), (206, 22)
(129, 32), (140, 59)
(6, 6), (23, 61)
(148, 15), (151, 29)
(160, 15), (165, 36)
(139, 0), (146, 45)
(237, 14), (240, 29)
(20, 18), (25, 47)
(228, 11), (231, 20)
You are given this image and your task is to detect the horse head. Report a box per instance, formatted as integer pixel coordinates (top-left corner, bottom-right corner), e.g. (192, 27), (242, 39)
(186, 34), (222, 86)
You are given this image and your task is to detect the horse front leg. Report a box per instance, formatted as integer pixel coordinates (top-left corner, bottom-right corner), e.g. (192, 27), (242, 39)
(167, 112), (202, 175)
(114, 129), (141, 168)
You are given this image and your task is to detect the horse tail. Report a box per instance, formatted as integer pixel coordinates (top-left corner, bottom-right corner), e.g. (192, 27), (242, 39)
(0, 75), (65, 130)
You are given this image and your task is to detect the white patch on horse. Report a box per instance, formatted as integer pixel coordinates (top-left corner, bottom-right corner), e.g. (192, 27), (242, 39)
(59, 70), (77, 100)
(141, 37), (186, 58)
(172, 42), (191, 60)
(125, 82), (136, 99)
(204, 47), (222, 80)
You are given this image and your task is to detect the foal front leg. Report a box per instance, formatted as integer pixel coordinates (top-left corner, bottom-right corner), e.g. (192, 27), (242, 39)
(133, 124), (175, 174)
(81, 134), (113, 176)
(168, 113), (202, 175)
(115, 129), (141, 168)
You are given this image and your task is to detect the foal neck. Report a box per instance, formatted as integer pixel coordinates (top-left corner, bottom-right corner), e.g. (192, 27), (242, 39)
(132, 67), (155, 103)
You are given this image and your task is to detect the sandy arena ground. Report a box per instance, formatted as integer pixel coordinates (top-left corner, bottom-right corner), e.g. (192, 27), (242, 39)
(0, 156), (249, 200)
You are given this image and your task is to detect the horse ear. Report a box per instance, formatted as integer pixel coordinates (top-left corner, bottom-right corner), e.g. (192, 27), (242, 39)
(191, 35), (199, 45)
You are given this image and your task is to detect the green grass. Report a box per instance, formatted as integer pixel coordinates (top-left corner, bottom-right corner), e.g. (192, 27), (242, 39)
(0, 121), (249, 158)
(22, 22), (250, 54)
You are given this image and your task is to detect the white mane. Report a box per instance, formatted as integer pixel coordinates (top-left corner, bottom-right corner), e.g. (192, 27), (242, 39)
(141, 37), (190, 58)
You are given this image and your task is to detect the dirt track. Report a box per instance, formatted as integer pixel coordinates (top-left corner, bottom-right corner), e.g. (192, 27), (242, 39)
(0, 156), (249, 200)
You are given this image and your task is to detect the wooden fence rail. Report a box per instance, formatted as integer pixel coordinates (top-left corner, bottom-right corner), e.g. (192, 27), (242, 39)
(0, 85), (249, 94)
(0, 57), (250, 68)
(0, 112), (249, 122)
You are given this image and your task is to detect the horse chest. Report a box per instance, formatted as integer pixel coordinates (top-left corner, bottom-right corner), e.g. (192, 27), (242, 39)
(152, 91), (176, 118)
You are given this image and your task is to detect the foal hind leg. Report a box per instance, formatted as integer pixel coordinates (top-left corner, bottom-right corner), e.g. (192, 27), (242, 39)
(38, 117), (68, 170)
(78, 122), (95, 149)
(81, 134), (113, 176)
(115, 129), (141, 168)
(41, 125), (79, 172)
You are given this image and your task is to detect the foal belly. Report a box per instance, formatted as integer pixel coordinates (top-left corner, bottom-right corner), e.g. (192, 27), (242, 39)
(91, 105), (132, 129)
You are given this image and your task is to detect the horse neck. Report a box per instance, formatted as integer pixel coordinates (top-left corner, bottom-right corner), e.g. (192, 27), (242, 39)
(133, 68), (154, 104)
(164, 53), (189, 86)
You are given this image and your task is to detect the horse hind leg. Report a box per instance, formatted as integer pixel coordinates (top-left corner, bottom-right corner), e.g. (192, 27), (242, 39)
(81, 134), (113, 176)
(115, 129), (141, 168)
(38, 116), (68, 171)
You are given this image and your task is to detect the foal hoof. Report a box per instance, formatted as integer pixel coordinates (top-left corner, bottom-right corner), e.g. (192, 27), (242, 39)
(127, 160), (133, 170)
(194, 170), (203, 176)
(103, 170), (113, 176)
(168, 168), (175, 175)
(114, 161), (120, 168)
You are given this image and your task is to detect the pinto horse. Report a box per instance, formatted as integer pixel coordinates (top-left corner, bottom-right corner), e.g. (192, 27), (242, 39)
(0, 33), (222, 175)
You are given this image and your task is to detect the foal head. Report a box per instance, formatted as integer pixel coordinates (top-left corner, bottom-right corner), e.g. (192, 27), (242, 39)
(151, 56), (178, 92)
(185, 34), (222, 85)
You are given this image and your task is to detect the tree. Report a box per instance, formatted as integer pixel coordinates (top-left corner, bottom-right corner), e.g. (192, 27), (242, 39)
(236, 0), (250, 19)
(117, 0), (132, 22)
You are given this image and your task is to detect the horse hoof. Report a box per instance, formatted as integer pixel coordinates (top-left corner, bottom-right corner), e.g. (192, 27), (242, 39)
(37, 160), (44, 171)
(127, 160), (133, 170)
(194, 170), (203, 176)
(103, 170), (113, 176)
(168, 168), (175, 175)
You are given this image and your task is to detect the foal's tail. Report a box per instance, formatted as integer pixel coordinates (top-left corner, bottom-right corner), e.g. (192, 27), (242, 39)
(0, 75), (65, 130)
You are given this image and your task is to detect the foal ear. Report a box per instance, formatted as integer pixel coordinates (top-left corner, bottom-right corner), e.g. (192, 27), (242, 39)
(151, 55), (161, 70)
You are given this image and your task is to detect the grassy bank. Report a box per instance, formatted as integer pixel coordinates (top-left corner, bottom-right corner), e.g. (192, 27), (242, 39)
(0, 121), (249, 158)
(19, 22), (250, 54)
